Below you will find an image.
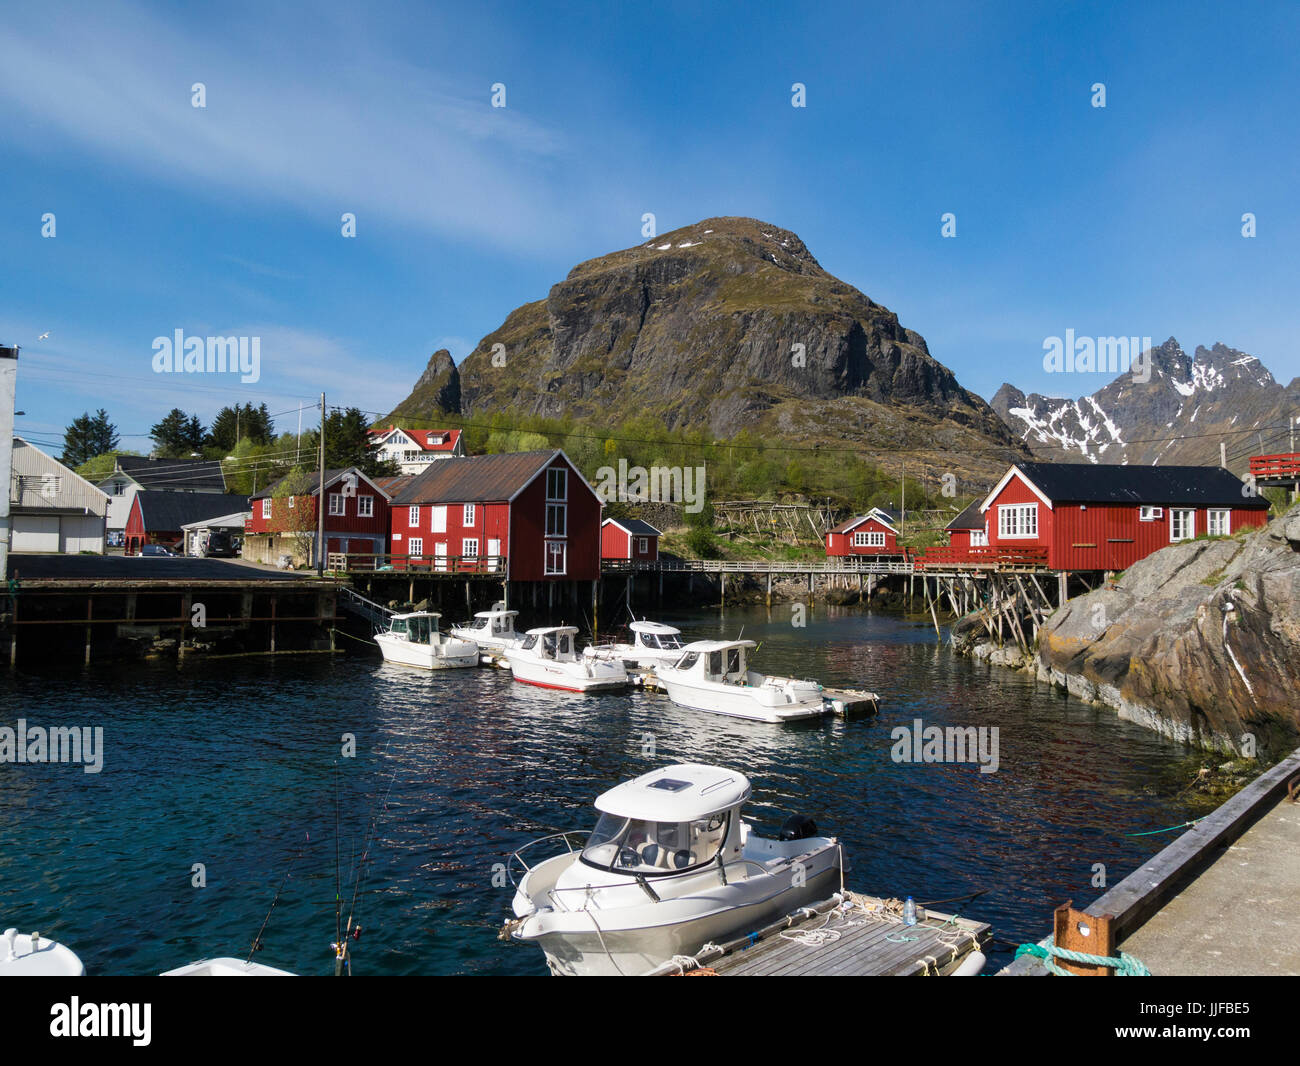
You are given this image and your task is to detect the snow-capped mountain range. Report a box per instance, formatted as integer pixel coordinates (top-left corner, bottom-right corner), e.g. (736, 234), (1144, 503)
(991, 338), (1300, 468)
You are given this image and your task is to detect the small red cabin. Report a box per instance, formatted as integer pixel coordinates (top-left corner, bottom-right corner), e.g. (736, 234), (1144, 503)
(389, 450), (601, 581)
(244, 467), (391, 566)
(601, 517), (661, 561)
(825, 508), (901, 556)
(978, 462), (1271, 572)
(944, 501), (988, 555)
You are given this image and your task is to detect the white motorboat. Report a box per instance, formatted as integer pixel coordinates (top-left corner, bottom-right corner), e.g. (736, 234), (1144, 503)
(374, 612), (479, 670)
(504, 626), (628, 693)
(160, 958), (295, 976)
(449, 606), (524, 658)
(504, 763), (844, 976)
(586, 620), (686, 672)
(655, 639), (829, 722)
(0, 927), (85, 976)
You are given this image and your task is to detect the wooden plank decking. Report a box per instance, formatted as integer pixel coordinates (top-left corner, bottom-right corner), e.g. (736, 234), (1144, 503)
(654, 893), (989, 977)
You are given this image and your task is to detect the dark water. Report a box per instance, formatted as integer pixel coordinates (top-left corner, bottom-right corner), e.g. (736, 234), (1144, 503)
(0, 606), (1216, 976)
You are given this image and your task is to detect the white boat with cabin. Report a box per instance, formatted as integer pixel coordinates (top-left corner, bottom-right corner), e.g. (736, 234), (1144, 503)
(503, 763), (844, 976)
(449, 606), (524, 657)
(586, 620), (686, 672)
(655, 639), (828, 722)
(161, 958), (295, 976)
(504, 626), (629, 693)
(374, 612), (479, 670)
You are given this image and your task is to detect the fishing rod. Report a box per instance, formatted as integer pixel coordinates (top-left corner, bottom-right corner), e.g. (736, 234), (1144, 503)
(246, 833), (308, 964)
(341, 752), (401, 963)
(333, 762), (346, 976)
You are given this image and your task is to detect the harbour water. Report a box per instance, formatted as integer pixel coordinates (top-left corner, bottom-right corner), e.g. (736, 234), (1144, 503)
(0, 605), (1217, 976)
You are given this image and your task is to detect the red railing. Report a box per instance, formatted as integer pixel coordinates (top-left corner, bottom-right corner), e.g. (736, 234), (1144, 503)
(1249, 453), (1300, 480)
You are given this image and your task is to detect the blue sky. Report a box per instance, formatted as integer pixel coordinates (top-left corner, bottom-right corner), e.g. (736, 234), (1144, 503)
(3, 0), (1297, 455)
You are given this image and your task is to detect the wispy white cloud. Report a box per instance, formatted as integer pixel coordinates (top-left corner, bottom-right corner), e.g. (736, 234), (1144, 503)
(0, 4), (580, 255)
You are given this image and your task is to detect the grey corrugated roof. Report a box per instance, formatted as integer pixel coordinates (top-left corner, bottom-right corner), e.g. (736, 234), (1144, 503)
(135, 493), (251, 532)
(945, 501), (986, 530)
(604, 517), (662, 536)
(1014, 462), (1270, 508)
(391, 451), (559, 505)
(114, 455), (227, 491)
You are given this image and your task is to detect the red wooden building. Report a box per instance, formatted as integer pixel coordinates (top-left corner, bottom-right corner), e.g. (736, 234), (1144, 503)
(825, 508), (902, 556)
(124, 492), (250, 555)
(976, 462), (1270, 572)
(944, 501), (988, 553)
(601, 517), (661, 561)
(244, 468), (392, 566)
(388, 450), (602, 581)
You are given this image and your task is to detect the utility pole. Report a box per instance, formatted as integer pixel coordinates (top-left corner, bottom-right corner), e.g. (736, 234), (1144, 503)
(0, 345), (18, 580)
(316, 393), (326, 575)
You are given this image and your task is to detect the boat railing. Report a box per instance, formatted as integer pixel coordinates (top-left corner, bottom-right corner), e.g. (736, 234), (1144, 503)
(508, 830), (592, 886)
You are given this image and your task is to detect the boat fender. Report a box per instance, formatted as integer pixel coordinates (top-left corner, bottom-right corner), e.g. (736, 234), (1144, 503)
(778, 814), (818, 842)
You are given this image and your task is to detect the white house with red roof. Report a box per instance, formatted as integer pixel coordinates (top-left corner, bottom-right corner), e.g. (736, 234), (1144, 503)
(367, 425), (464, 474)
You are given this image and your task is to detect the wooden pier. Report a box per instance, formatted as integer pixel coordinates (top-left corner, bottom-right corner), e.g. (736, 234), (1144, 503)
(648, 892), (989, 977)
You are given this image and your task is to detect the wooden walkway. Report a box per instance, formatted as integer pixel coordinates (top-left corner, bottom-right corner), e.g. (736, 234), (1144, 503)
(651, 893), (989, 977)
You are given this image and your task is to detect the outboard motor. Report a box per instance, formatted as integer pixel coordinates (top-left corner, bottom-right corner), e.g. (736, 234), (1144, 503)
(778, 814), (818, 842)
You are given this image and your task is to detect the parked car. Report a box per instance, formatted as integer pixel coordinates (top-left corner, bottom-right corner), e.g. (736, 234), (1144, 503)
(203, 531), (239, 558)
(138, 545), (179, 557)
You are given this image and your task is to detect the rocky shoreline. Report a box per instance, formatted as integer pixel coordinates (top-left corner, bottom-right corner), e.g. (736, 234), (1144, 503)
(955, 502), (1300, 757)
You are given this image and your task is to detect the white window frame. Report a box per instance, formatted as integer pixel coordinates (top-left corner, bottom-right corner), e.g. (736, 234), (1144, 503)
(547, 468), (567, 501)
(357, 495), (373, 518)
(546, 502), (567, 537)
(637, 537), (648, 553)
(408, 505), (420, 528)
(998, 503), (1038, 539)
(1139, 506), (1164, 521)
(328, 493), (345, 516)
(432, 505), (447, 533)
(408, 537), (423, 559)
(1170, 508), (1195, 542)
(970, 529), (988, 547)
(287, 495), (295, 510)
(545, 539), (567, 575)
(853, 530), (886, 548)
(462, 537), (479, 558)
(1207, 509), (1230, 536)
(262, 498), (272, 519)
(463, 503), (476, 527)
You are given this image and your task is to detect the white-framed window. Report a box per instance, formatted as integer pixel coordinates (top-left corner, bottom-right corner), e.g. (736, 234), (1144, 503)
(463, 503), (476, 526)
(462, 538), (479, 558)
(1207, 509), (1230, 536)
(329, 493), (345, 516)
(545, 539), (566, 575)
(1170, 508), (1195, 541)
(288, 495), (295, 509)
(998, 503), (1038, 538)
(970, 529), (988, 547)
(547, 468), (567, 500)
(408, 505), (420, 528)
(853, 530), (886, 548)
(1139, 506), (1164, 521)
(432, 505), (447, 533)
(262, 498), (272, 519)
(408, 537), (423, 559)
(546, 503), (566, 537)
(637, 537), (648, 553)
(113, 481), (125, 496)
(357, 495), (373, 518)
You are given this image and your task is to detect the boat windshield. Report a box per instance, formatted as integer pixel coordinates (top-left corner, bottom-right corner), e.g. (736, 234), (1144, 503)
(580, 811), (729, 876)
(640, 631), (683, 651)
(672, 651), (699, 671)
(405, 616), (433, 643)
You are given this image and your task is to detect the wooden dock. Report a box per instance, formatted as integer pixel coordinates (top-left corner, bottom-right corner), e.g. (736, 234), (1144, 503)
(647, 893), (989, 977)
(1000, 744), (1300, 976)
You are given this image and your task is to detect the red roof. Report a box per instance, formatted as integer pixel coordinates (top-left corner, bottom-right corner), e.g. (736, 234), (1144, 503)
(367, 426), (461, 453)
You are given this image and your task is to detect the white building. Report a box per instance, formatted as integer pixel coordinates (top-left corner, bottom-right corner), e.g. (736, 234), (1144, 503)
(367, 426), (464, 475)
(9, 437), (110, 553)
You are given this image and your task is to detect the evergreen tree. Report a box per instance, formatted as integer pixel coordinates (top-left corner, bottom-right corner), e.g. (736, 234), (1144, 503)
(61, 410), (119, 467)
(151, 408), (206, 456)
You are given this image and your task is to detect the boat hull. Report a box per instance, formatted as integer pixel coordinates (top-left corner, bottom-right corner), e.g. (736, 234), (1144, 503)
(374, 634), (479, 670)
(657, 676), (826, 722)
